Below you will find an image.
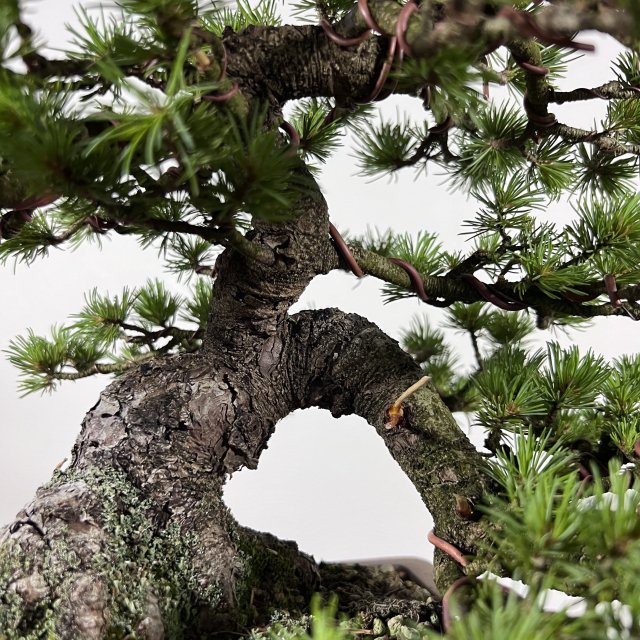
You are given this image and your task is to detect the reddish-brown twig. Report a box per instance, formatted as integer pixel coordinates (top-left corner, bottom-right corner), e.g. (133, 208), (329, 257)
(396, 0), (417, 57)
(319, 0), (401, 102)
(523, 95), (558, 128)
(86, 216), (111, 233)
(7, 194), (58, 211)
(429, 115), (454, 135)
(320, 18), (372, 47)
(461, 274), (527, 311)
(357, 0), (385, 33)
(516, 60), (549, 76)
(577, 463), (592, 481)
(203, 82), (239, 102)
(279, 120), (301, 154)
(428, 529), (469, 568)
(604, 273), (622, 308)
(497, 6), (595, 52)
(560, 289), (600, 303)
(0, 210), (30, 240)
(368, 36), (398, 101)
(441, 576), (473, 632)
(576, 462), (593, 497)
(388, 257), (430, 302)
(0, 194), (59, 241)
(217, 44), (228, 81)
(329, 223), (364, 278)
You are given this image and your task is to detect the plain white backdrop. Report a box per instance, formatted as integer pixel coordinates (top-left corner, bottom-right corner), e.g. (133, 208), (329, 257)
(0, 1), (637, 572)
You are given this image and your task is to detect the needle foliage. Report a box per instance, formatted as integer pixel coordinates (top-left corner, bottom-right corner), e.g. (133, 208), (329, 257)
(3, 0), (640, 637)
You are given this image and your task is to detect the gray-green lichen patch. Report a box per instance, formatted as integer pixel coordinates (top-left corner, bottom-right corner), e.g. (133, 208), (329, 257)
(71, 466), (223, 638)
(245, 606), (438, 640)
(1, 466), (224, 639)
(235, 530), (318, 628)
(0, 541), (57, 639)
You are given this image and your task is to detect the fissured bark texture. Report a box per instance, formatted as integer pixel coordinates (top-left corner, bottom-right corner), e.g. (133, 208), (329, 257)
(0, 182), (489, 637)
(0, 25), (490, 640)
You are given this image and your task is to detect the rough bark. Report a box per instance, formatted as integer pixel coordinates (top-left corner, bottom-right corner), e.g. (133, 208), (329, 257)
(224, 25), (388, 103)
(0, 189), (489, 637)
(0, 13), (495, 640)
(286, 309), (490, 590)
(0, 313), (481, 636)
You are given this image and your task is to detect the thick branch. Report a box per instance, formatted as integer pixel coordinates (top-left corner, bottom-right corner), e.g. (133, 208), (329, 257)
(1, 170), (489, 635)
(345, 243), (640, 321)
(0, 311), (457, 636)
(204, 167), (338, 351)
(550, 82), (640, 104)
(333, 0), (632, 57)
(286, 308), (492, 592)
(0, 349), (325, 638)
(545, 123), (640, 156)
(223, 25), (390, 103)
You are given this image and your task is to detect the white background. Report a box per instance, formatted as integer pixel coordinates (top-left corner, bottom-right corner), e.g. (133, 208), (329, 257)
(0, 1), (637, 571)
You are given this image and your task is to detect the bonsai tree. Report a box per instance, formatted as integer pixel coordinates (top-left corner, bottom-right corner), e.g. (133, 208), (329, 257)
(2, 0), (640, 637)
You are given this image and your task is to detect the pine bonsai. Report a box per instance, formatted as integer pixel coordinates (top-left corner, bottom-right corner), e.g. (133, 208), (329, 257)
(2, 0), (640, 637)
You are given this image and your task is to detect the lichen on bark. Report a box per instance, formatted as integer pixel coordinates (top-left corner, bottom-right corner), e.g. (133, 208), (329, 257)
(0, 165), (491, 635)
(0, 15), (494, 639)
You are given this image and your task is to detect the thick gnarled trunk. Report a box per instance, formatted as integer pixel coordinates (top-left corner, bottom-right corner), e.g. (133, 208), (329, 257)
(0, 167), (489, 640)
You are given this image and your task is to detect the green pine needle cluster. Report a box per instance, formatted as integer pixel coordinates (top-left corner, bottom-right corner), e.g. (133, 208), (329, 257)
(165, 236), (218, 279)
(402, 303), (535, 412)
(356, 116), (424, 177)
(66, 7), (165, 79)
(402, 304), (640, 467)
(476, 455), (640, 638)
(505, 45), (581, 95)
(5, 278), (210, 394)
(352, 229), (447, 302)
(288, 99), (373, 168)
(402, 304), (640, 637)
(201, 0), (281, 37)
(355, 186), (640, 306)
(395, 47), (484, 123)
(0, 0), (310, 269)
(5, 0), (640, 636)
(250, 597), (349, 640)
(290, 0), (355, 23)
(356, 47), (640, 200)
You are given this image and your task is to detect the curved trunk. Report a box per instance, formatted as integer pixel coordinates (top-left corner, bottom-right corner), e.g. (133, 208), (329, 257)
(0, 175), (490, 638)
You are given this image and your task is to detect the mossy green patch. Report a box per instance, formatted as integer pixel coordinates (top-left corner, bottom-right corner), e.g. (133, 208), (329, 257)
(1, 466), (224, 639)
(74, 466), (223, 638)
(235, 531), (316, 628)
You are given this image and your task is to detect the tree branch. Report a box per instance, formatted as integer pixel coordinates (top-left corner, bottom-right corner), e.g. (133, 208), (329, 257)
(345, 243), (640, 320)
(550, 82), (640, 104)
(287, 308), (493, 592)
(545, 123), (640, 156)
(53, 357), (154, 381)
(224, 25), (389, 103)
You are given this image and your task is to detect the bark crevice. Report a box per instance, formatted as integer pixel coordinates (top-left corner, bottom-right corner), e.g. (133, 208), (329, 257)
(224, 25), (388, 103)
(1, 148), (487, 638)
